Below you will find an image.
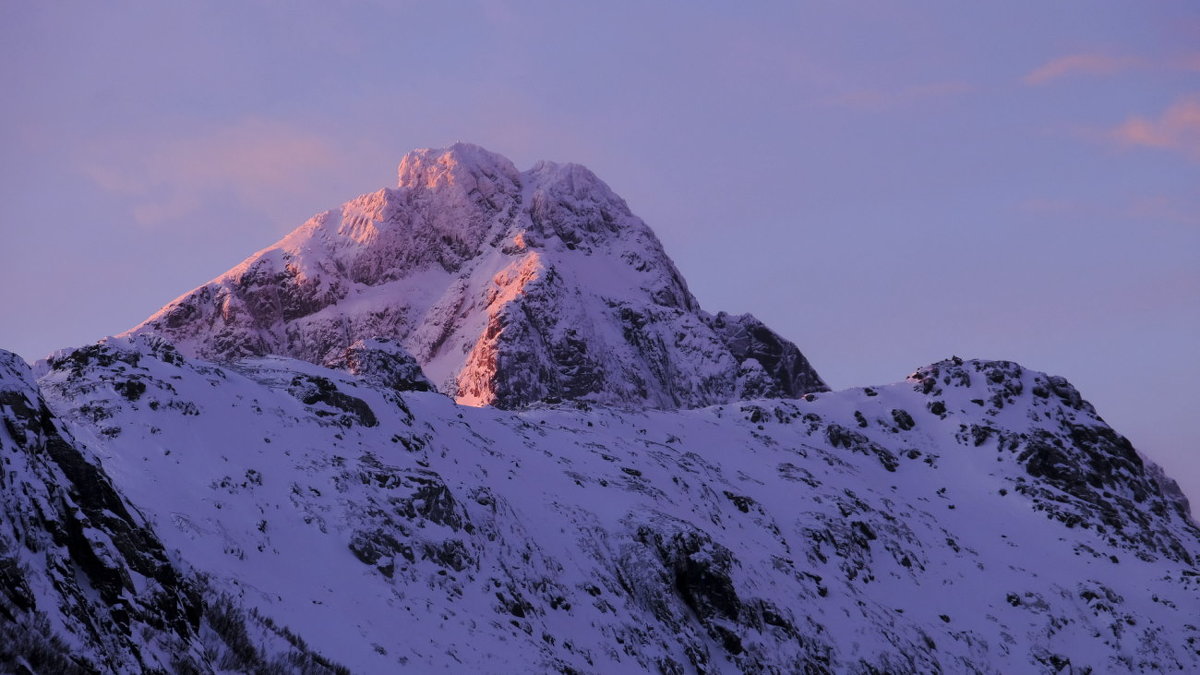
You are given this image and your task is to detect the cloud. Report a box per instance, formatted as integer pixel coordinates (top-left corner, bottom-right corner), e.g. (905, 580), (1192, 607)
(1024, 52), (1200, 85)
(1110, 95), (1200, 160)
(1023, 53), (1140, 85)
(80, 119), (351, 227)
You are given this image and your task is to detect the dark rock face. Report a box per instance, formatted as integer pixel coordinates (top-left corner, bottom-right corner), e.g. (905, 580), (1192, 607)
(634, 523), (743, 649)
(825, 423), (900, 471)
(707, 311), (828, 398)
(287, 373), (379, 427)
(615, 515), (836, 673)
(343, 455), (475, 581)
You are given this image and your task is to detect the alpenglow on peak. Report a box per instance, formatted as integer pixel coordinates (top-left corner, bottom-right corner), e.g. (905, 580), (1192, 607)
(125, 143), (827, 409)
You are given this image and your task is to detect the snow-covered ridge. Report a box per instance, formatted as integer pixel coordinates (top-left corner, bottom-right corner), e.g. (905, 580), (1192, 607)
(8, 338), (1198, 673)
(123, 143), (826, 409)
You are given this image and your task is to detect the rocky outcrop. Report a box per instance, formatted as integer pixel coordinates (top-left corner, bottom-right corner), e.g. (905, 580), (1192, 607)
(912, 357), (1199, 565)
(707, 311), (826, 399)
(327, 338), (436, 393)
(125, 143), (826, 409)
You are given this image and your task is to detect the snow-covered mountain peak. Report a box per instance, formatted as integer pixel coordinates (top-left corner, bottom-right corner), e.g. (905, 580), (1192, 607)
(396, 142), (521, 193)
(124, 144), (826, 409)
(525, 159), (613, 201)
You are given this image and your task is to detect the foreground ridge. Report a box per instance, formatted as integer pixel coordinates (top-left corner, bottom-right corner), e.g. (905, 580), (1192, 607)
(0, 348), (348, 673)
(2, 338), (1195, 673)
(125, 143), (826, 410)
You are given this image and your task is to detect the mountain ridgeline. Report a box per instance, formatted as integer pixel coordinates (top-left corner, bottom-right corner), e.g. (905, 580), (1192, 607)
(2, 145), (1197, 673)
(125, 143), (826, 410)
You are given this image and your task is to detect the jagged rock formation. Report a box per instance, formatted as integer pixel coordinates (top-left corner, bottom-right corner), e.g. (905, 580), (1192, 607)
(6, 338), (1196, 673)
(124, 143), (825, 409)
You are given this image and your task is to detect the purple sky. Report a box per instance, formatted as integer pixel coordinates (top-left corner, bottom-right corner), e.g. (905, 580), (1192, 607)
(2, 2), (1197, 512)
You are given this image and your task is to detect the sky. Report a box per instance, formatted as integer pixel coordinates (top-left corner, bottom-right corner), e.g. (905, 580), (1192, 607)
(1, 2), (1197, 512)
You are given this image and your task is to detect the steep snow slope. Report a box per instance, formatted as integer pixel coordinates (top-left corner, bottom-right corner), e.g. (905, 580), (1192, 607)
(124, 144), (825, 409)
(26, 338), (1200, 674)
(0, 349), (347, 674)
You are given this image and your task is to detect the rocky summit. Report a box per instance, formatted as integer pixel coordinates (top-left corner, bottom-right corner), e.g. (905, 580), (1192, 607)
(2, 145), (1198, 674)
(124, 143), (826, 410)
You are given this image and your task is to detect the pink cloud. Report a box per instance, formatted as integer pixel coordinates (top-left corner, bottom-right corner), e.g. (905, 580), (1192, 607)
(1024, 52), (1200, 85)
(80, 119), (350, 227)
(1110, 95), (1200, 160)
(1023, 53), (1140, 85)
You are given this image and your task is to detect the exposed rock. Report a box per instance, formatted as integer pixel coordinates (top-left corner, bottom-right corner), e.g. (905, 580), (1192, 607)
(707, 311), (827, 399)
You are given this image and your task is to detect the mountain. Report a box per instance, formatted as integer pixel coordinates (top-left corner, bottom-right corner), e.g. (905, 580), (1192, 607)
(124, 144), (826, 410)
(5, 338), (1196, 673)
(4, 144), (1198, 673)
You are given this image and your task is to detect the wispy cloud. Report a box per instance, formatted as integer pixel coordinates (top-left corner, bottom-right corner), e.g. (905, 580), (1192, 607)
(1109, 94), (1200, 160)
(80, 119), (350, 227)
(1023, 53), (1141, 86)
(825, 81), (973, 111)
(1019, 194), (1200, 226)
(1024, 51), (1200, 85)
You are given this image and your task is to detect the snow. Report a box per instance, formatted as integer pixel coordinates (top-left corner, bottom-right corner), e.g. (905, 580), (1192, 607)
(20, 340), (1200, 673)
